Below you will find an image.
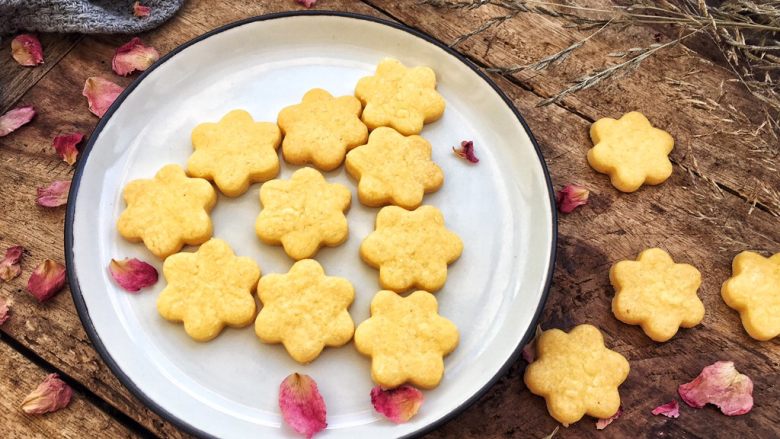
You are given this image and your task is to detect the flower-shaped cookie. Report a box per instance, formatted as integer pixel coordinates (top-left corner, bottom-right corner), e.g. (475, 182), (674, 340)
(255, 167), (351, 260)
(255, 259), (355, 363)
(277, 88), (368, 171)
(588, 111), (674, 193)
(610, 248), (704, 342)
(721, 251), (780, 341)
(345, 127), (443, 209)
(361, 205), (462, 292)
(188, 109), (281, 197)
(355, 58), (445, 135)
(117, 164), (216, 259)
(524, 324), (630, 426)
(354, 290), (458, 389)
(157, 238), (260, 341)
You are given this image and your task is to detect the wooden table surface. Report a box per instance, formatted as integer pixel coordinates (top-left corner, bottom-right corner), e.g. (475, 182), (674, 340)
(1, 1), (778, 438)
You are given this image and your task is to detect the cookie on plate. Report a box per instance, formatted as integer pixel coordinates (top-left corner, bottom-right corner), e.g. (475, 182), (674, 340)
(354, 290), (458, 389)
(157, 238), (260, 341)
(355, 58), (445, 135)
(117, 164), (216, 259)
(277, 88), (368, 171)
(345, 127), (443, 209)
(255, 167), (351, 260)
(188, 109), (282, 197)
(255, 259), (355, 363)
(721, 251), (780, 341)
(360, 205), (462, 293)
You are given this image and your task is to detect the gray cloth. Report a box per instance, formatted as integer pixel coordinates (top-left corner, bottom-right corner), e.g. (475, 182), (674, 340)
(0, 0), (185, 35)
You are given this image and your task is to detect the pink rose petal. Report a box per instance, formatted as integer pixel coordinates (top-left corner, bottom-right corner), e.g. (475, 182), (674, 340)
(26, 259), (66, 302)
(36, 180), (70, 207)
(279, 373), (327, 438)
(21, 373), (73, 415)
(0, 297), (9, 326)
(371, 385), (424, 424)
(11, 34), (44, 66)
(109, 258), (158, 292)
(0, 245), (24, 282)
(133, 1), (151, 17)
(82, 77), (124, 118)
(0, 106), (36, 137)
(652, 400), (680, 418)
(521, 325), (543, 363)
(452, 140), (479, 163)
(556, 184), (589, 214)
(295, 0), (317, 7)
(112, 38), (160, 76)
(678, 361), (753, 416)
(595, 406), (622, 430)
(52, 133), (84, 166)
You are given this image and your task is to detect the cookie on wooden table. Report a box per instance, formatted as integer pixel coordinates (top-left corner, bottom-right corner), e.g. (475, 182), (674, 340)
(721, 251), (780, 341)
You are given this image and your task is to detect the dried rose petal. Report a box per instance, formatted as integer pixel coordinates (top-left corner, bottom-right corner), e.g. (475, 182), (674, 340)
(21, 373), (73, 414)
(109, 258), (158, 292)
(595, 406), (622, 430)
(36, 180), (70, 207)
(556, 184), (589, 214)
(652, 400), (680, 418)
(0, 297), (9, 326)
(52, 133), (84, 166)
(279, 373), (327, 438)
(521, 324), (543, 363)
(0, 106), (36, 137)
(371, 385), (424, 424)
(678, 361), (753, 416)
(0, 245), (24, 282)
(26, 259), (66, 302)
(11, 34), (44, 66)
(295, 0), (317, 7)
(133, 1), (151, 17)
(82, 77), (124, 118)
(112, 38), (160, 76)
(452, 140), (479, 163)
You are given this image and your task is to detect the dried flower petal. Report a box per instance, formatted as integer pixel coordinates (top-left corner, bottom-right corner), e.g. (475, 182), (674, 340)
(112, 38), (160, 76)
(521, 324), (543, 363)
(11, 34), (44, 66)
(26, 259), (66, 302)
(295, 0), (317, 7)
(452, 140), (479, 163)
(652, 400), (680, 418)
(556, 184), (589, 214)
(0, 106), (36, 137)
(279, 373), (327, 438)
(36, 180), (70, 207)
(21, 373), (73, 414)
(0, 297), (9, 326)
(109, 258), (158, 292)
(133, 1), (151, 17)
(595, 406), (622, 430)
(370, 385), (424, 424)
(83, 77), (124, 118)
(678, 361), (753, 416)
(0, 245), (24, 282)
(52, 133), (84, 166)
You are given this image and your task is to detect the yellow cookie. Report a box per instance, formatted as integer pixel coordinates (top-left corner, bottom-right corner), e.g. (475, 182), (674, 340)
(255, 259), (355, 363)
(354, 290), (458, 389)
(721, 251), (780, 341)
(345, 127), (443, 209)
(157, 238), (260, 341)
(355, 58), (445, 135)
(278, 88), (368, 171)
(255, 167), (351, 260)
(361, 205), (462, 293)
(610, 248), (705, 342)
(524, 324), (630, 426)
(188, 109), (282, 197)
(588, 111), (674, 192)
(117, 164), (216, 259)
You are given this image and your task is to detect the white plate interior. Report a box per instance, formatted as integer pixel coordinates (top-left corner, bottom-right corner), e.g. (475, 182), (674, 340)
(70, 14), (554, 438)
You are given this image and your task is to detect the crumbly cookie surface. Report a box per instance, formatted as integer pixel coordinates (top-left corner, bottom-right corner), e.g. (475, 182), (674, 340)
(188, 109), (281, 197)
(278, 88), (368, 171)
(354, 290), (458, 389)
(157, 238), (260, 341)
(255, 167), (351, 260)
(721, 251), (780, 341)
(117, 164), (216, 259)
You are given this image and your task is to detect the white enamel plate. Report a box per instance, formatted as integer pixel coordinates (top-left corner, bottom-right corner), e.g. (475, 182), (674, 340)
(66, 12), (556, 439)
